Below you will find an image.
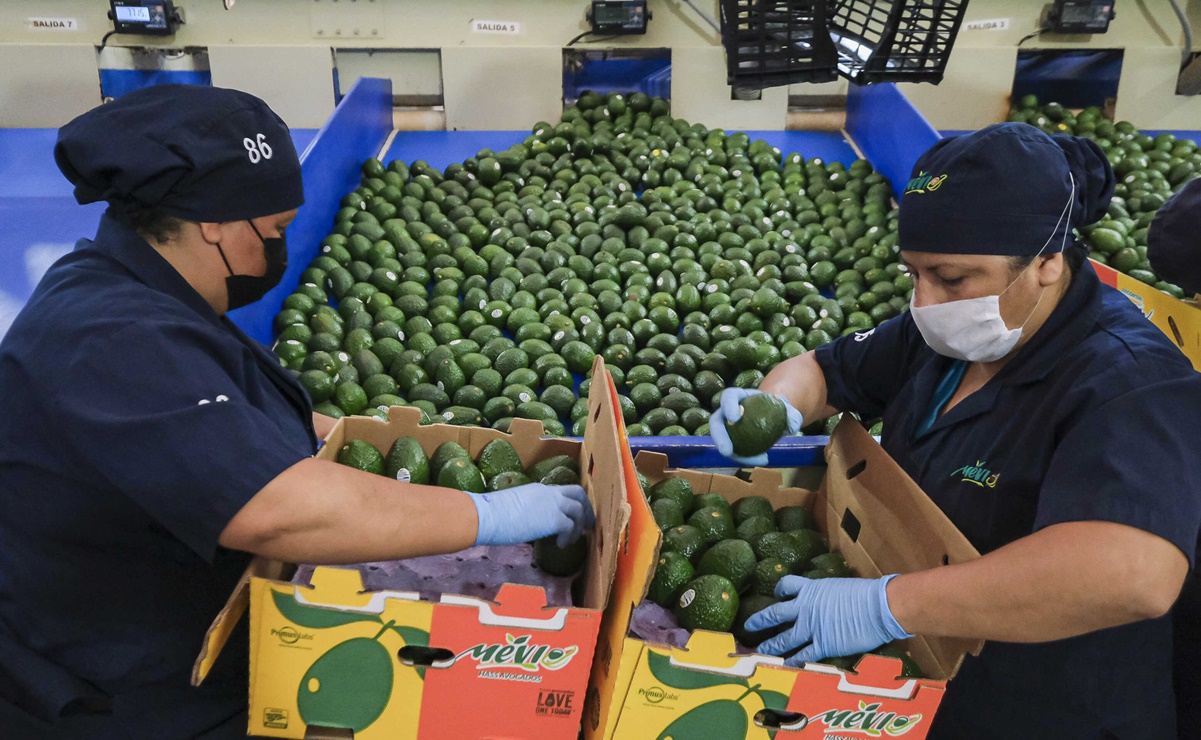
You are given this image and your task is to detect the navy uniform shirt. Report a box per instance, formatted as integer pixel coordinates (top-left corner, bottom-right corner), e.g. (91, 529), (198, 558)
(0, 213), (317, 738)
(815, 264), (1201, 739)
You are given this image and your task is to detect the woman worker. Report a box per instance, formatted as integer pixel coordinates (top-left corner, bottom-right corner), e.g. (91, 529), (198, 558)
(712, 122), (1201, 738)
(1147, 182), (1201, 736)
(0, 85), (593, 739)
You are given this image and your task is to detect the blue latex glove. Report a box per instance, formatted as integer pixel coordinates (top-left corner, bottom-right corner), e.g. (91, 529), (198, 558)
(744, 574), (912, 666)
(709, 388), (804, 466)
(470, 483), (595, 548)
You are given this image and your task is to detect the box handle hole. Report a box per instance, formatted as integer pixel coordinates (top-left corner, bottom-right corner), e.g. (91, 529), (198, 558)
(942, 554), (950, 566)
(753, 709), (808, 731)
(304, 726), (353, 739)
(397, 645), (455, 669)
(840, 508), (861, 543)
(846, 459), (867, 480)
(588, 455), (595, 477)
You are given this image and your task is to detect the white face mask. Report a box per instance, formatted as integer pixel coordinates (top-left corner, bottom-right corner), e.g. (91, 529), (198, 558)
(908, 174), (1075, 363)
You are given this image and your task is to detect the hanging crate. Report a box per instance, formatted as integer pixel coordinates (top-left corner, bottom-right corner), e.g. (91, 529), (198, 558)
(828, 0), (968, 85)
(719, 0), (839, 88)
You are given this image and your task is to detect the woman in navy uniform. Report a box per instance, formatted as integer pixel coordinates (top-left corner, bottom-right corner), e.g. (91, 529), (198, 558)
(0, 85), (593, 738)
(711, 123), (1201, 738)
(1148, 182), (1201, 738)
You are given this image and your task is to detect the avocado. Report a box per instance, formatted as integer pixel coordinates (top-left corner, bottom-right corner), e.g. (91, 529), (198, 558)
(674, 574), (739, 632)
(725, 393), (789, 458)
(661, 524), (707, 564)
(526, 454), (579, 481)
(336, 439), (384, 475)
(486, 470), (533, 491)
(750, 558), (789, 596)
(649, 477), (694, 512)
(733, 593), (787, 649)
(730, 495), (774, 525)
(436, 458), (486, 493)
(775, 505), (817, 532)
(533, 534), (589, 576)
(687, 506), (736, 545)
(476, 439), (523, 480)
(384, 436), (429, 484)
(647, 550), (694, 608)
(695, 539), (757, 592)
(429, 441), (471, 478)
(651, 498), (686, 531)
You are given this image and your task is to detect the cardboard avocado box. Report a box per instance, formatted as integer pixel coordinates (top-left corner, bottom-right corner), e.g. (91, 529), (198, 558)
(583, 416), (983, 740)
(1092, 258), (1201, 371)
(193, 357), (631, 740)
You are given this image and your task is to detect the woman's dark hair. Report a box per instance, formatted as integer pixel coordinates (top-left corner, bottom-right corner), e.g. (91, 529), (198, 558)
(111, 200), (184, 244)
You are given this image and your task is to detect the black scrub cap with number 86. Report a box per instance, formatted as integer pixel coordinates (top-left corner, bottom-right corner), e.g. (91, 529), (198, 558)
(53, 84), (305, 224)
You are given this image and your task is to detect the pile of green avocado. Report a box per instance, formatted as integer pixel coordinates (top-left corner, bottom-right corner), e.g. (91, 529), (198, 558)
(642, 473), (920, 676)
(1009, 95), (1196, 298)
(336, 437), (588, 576)
(272, 91), (903, 436)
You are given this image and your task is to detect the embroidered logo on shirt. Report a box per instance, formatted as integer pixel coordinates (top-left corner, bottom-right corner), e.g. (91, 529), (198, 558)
(904, 171), (949, 195)
(951, 460), (1000, 488)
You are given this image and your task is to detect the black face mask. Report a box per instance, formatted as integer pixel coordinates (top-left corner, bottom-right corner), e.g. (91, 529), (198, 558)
(216, 220), (288, 311)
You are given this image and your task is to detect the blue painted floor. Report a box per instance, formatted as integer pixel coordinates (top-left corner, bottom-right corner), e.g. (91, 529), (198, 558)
(0, 128), (317, 340)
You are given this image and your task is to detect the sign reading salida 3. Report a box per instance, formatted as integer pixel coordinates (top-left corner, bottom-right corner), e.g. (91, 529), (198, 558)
(455, 633), (578, 673)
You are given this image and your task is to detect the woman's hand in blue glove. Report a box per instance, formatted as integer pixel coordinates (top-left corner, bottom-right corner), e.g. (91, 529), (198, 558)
(744, 574), (912, 666)
(709, 388), (804, 466)
(469, 483), (595, 547)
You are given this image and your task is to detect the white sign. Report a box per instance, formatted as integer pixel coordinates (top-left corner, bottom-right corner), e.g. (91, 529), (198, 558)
(29, 17), (79, 31)
(964, 18), (1010, 31)
(472, 19), (521, 34)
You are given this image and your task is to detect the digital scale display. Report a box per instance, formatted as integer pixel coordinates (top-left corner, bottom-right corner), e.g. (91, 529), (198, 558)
(589, 1), (650, 34)
(114, 6), (151, 23)
(1049, 0), (1114, 33)
(109, 1), (175, 35)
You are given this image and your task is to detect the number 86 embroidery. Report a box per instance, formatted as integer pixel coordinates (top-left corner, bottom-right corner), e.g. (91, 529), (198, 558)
(243, 133), (274, 164)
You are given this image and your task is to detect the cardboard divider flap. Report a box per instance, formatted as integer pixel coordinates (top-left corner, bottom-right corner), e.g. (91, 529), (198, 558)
(193, 557), (291, 686)
(824, 418), (984, 680)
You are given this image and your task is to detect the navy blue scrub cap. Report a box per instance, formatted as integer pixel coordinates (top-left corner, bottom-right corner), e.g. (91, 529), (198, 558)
(1147, 177), (1201, 295)
(898, 122), (1114, 257)
(54, 84), (304, 223)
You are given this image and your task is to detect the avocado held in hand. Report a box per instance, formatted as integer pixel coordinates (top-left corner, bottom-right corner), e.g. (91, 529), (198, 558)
(533, 534), (589, 576)
(727, 393), (790, 458)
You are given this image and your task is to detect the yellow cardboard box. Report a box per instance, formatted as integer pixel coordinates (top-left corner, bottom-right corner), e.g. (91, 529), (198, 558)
(584, 417), (983, 740)
(1094, 259), (1201, 371)
(195, 357), (631, 739)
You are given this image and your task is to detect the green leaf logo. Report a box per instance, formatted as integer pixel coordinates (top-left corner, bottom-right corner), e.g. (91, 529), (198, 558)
(390, 625), (429, 648)
(656, 699), (748, 740)
(757, 689), (789, 712)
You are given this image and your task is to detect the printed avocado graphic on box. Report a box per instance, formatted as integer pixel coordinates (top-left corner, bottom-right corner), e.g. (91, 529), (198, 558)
(271, 588), (430, 733)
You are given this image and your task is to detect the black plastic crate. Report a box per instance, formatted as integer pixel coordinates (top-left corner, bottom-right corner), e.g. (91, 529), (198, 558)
(828, 0), (968, 85)
(719, 0), (839, 88)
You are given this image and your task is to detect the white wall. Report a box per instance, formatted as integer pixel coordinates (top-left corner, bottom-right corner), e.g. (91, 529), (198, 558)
(3, 0), (1201, 130)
